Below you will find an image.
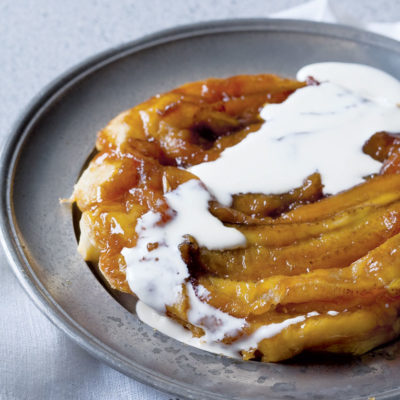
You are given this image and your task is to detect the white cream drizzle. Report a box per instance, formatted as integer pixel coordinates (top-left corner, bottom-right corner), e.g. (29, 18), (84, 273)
(297, 62), (400, 106)
(137, 300), (341, 357)
(122, 179), (245, 312)
(231, 312), (320, 353)
(188, 64), (400, 205)
(124, 63), (400, 358)
(136, 300), (239, 358)
(186, 283), (246, 342)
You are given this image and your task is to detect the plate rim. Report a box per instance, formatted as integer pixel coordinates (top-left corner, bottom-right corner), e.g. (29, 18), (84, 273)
(2, 18), (400, 400)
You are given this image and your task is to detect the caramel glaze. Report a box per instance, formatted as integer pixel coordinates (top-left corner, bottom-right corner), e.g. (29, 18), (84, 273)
(74, 75), (304, 293)
(72, 73), (400, 362)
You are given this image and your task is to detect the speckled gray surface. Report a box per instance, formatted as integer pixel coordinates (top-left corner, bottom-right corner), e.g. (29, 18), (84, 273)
(1, 1), (400, 400)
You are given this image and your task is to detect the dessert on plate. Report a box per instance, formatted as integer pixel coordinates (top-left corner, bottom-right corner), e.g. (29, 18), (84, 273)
(70, 62), (400, 362)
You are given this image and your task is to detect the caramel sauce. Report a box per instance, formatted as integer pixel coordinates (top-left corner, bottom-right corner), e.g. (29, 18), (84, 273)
(73, 75), (303, 294)
(72, 67), (400, 362)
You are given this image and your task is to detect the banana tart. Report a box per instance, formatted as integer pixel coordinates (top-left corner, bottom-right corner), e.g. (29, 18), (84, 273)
(70, 62), (400, 362)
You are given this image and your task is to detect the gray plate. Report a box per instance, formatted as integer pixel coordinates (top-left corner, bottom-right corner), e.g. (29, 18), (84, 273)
(2, 19), (400, 400)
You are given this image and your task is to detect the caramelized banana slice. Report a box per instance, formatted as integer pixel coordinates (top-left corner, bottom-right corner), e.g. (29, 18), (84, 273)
(77, 204), (144, 293)
(363, 131), (400, 162)
(281, 174), (400, 223)
(281, 175), (400, 222)
(210, 174), (400, 225)
(363, 131), (400, 175)
(234, 205), (374, 247)
(99, 251), (131, 293)
(197, 232), (400, 317)
(71, 152), (138, 210)
(242, 303), (400, 362)
(231, 173), (323, 218)
(97, 75), (304, 167)
(165, 286), (400, 362)
(199, 201), (400, 280)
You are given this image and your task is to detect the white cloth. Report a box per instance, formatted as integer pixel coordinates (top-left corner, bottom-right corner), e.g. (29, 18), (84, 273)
(1, 0), (399, 399)
(271, 0), (400, 40)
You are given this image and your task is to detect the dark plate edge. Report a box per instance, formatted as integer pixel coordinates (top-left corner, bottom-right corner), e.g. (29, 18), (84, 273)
(1, 19), (400, 400)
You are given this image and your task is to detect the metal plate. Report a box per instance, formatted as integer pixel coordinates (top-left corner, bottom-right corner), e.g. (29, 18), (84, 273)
(2, 19), (400, 400)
